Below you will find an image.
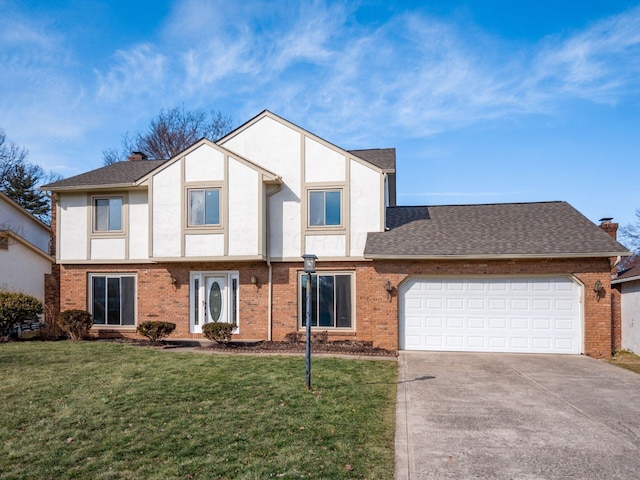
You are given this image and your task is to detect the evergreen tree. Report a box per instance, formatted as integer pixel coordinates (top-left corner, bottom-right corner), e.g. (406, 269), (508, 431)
(2, 162), (50, 220)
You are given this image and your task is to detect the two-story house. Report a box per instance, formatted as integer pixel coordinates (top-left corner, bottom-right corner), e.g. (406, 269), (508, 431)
(43, 111), (629, 357)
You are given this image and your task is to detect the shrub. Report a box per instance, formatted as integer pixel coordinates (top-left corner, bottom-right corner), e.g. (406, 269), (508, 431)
(312, 330), (328, 344)
(57, 310), (93, 341)
(137, 321), (176, 341)
(285, 331), (303, 343)
(0, 291), (43, 341)
(202, 322), (236, 344)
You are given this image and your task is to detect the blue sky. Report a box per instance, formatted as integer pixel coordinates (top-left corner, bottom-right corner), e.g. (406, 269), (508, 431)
(1, 0), (639, 229)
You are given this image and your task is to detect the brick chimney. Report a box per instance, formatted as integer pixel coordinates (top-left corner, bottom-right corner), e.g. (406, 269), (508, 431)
(128, 151), (148, 161)
(599, 217), (618, 240)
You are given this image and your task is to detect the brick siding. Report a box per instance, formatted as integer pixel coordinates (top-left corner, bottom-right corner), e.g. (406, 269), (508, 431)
(55, 256), (615, 357)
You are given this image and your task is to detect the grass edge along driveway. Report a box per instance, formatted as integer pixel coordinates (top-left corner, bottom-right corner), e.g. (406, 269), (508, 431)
(0, 342), (397, 479)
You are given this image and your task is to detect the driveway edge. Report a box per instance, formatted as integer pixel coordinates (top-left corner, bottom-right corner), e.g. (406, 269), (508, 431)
(395, 352), (410, 480)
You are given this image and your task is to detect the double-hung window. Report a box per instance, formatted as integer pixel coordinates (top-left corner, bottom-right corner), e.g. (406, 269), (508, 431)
(94, 197), (123, 232)
(308, 190), (341, 227)
(188, 188), (220, 227)
(90, 274), (136, 326)
(300, 272), (353, 328)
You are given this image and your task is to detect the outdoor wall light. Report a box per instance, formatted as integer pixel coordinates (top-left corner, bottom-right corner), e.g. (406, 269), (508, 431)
(250, 275), (257, 285)
(594, 280), (603, 293)
(384, 280), (394, 300)
(169, 274), (177, 286)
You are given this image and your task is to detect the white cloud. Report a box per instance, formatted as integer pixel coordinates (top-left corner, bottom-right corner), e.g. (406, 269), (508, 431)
(95, 44), (167, 102)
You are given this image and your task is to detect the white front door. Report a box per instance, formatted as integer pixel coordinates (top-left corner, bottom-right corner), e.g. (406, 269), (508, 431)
(190, 271), (239, 334)
(205, 275), (226, 324)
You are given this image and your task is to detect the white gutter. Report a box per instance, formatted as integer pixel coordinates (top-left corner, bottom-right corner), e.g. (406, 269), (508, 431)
(265, 183), (283, 341)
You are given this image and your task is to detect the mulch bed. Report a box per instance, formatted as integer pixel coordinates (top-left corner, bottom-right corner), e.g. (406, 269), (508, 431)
(197, 340), (397, 357)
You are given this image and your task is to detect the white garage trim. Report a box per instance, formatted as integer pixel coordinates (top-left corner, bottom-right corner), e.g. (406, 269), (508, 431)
(399, 275), (584, 354)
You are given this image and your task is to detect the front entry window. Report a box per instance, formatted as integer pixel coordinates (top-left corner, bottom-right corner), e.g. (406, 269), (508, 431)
(300, 272), (353, 328)
(190, 272), (239, 333)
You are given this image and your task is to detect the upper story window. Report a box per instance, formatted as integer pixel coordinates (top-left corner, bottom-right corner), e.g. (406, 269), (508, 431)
(94, 197), (123, 232)
(188, 188), (220, 227)
(308, 190), (341, 227)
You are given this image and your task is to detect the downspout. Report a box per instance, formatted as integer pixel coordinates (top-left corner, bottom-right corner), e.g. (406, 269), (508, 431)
(265, 182), (283, 341)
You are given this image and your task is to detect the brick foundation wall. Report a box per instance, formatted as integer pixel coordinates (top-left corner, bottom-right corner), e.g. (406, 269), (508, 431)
(57, 256), (615, 357)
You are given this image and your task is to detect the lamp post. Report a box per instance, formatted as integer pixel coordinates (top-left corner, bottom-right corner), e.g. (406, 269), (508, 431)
(302, 254), (317, 390)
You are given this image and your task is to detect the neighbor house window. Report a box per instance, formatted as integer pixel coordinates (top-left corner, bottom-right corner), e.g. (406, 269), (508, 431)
(90, 274), (136, 326)
(188, 188), (220, 226)
(94, 197), (123, 232)
(300, 272), (353, 328)
(308, 190), (341, 227)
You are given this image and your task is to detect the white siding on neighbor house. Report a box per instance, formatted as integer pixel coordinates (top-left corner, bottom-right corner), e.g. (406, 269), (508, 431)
(305, 137), (346, 183)
(621, 280), (640, 354)
(305, 235), (346, 257)
(228, 158), (259, 256)
(184, 144), (224, 182)
(128, 190), (148, 259)
(152, 162), (181, 257)
(185, 234), (224, 257)
(0, 241), (51, 301)
(59, 193), (88, 260)
(350, 159), (382, 257)
(222, 116), (301, 259)
(0, 196), (50, 253)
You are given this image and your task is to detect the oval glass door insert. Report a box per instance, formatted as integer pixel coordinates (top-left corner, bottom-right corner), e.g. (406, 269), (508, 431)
(209, 281), (222, 322)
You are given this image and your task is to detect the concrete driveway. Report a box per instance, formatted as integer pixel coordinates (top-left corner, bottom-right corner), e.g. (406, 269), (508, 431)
(395, 352), (640, 479)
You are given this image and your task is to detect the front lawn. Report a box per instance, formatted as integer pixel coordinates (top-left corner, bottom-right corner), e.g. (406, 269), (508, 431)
(608, 350), (640, 374)
(0, 342), (397, 479)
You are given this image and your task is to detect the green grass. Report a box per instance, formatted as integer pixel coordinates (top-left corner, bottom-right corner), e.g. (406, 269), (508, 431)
(0, 342), (397, 479)
(608, 350), (640, 374)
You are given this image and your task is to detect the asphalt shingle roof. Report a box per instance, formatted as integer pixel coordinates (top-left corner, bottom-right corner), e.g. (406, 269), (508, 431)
(615, 265), (640, 282)
(365, 201), (630, 258)
(349, 148), (396, 171)
(42, 160), (167, 190)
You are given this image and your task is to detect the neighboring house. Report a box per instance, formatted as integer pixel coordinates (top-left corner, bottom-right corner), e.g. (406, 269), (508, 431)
(0, 192), (53, 331)
(612, 265), (640, 354)
(42, 110), (630, 357)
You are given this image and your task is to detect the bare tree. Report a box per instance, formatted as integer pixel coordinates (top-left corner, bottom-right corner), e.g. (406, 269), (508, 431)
(0, 128), (28, 179)
(0, 128), (60, 224)
(619, 210), (640, 270)
(103, 107), (233, 165)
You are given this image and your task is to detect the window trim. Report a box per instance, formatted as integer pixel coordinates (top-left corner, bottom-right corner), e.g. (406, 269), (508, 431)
(184, 185), (224, 232)
(90, 194), (127, 237)
(297, 270), (355, 331)
(306, 188), (344, 230)
(88, 273), (137, 328)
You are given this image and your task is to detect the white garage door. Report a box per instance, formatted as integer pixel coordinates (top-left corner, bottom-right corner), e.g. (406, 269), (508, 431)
(400, 277), (582, 354)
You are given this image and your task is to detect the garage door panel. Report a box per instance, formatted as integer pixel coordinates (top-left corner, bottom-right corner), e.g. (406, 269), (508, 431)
(400, 277), (581, 354)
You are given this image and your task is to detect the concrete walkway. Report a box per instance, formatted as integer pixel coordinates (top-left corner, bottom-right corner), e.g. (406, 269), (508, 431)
(396, 352), (640, 479)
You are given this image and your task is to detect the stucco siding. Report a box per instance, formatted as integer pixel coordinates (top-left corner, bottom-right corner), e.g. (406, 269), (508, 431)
(621, 280), (640, 354)
(305, 234), (346, 257)
(222, 116), (301, 258)
(59, 193), (88, 260)
(228, 158), (259, 256)
(350, 159), (382, 256)
(128, 190), (148, 259)
(304, 137), (346, 183)
(184, 234), (224, 257)
(152, 162), (181, 257)
(90, 238), (126, 260)
(184, 144), (224, 182)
